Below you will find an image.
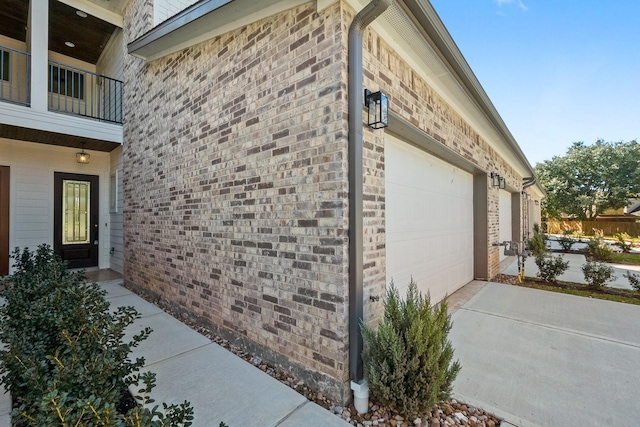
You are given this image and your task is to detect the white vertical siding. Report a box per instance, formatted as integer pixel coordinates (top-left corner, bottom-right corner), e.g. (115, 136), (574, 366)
(96, 29), (124, 81)
(0, 138), (111, 272)
(109, 147), (124, 273)
(154, 0), (200, 26)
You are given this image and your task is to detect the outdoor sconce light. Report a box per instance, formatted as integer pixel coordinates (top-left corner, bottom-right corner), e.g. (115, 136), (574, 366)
(490, 172), (501, 187)
(364, 89), (389, 129)
(490, 172), (506, 189)
(76, 143), (90, 164)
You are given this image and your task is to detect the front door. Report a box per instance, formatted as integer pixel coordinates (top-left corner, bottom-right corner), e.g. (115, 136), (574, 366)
(0, 166), (9, 275)
(54, 172), (99, 269)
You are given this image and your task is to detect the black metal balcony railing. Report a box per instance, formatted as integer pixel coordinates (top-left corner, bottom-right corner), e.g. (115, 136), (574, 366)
(0, 44), (123, 125)
(0, 46), (31, 106)
(48, 60), (123, 124)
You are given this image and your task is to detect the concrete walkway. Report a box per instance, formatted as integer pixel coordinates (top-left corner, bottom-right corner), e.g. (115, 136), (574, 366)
(0, 279), (350, 427)
(449, 281), (640, 427)
(503, 252), (640, 290)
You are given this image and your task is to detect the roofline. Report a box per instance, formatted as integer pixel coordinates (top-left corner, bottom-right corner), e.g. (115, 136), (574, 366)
(400, 0), (542, 192)
(127, 0), (233, 57)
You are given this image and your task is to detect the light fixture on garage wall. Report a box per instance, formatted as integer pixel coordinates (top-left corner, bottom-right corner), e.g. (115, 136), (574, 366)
(76, 143), (90, 164)
(364, 89), (389, 129)
(499, 177), (506, 189)
(490, 172), (501, 187)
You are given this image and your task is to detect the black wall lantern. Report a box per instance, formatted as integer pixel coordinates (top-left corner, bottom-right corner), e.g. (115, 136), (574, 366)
(490, 172), (506, 189)
(364, 89), (389, 129)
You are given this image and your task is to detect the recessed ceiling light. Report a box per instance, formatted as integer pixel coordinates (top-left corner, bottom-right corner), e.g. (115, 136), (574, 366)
(76, 10), (87, 18)
(65, 41), (75, 48)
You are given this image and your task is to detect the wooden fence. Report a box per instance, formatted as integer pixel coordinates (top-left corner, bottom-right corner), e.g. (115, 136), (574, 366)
(545, 220), (640, 237)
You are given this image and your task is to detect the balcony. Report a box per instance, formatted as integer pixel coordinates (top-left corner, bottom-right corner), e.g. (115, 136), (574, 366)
(0, 45), (123, 124)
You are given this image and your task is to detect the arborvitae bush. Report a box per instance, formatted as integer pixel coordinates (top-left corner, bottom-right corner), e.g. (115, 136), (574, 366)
(362, 280), (460, 420)
(535, 254), (569, 282)
(582, 261), (616, 289)
(0, 245), (195, 426)
(527, 224), (547, 257)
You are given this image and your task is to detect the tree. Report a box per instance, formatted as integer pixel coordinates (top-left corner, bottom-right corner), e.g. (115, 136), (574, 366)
(536, 140), (640, 219)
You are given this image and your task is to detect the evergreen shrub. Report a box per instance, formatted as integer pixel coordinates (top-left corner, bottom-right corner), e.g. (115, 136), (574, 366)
(362, 280), (460, 420)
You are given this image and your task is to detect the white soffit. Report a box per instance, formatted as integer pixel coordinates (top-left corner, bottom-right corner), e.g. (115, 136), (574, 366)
(59, 0), (124, 27)
(346, 0), (528, 177)
(128, 0), (310, 62)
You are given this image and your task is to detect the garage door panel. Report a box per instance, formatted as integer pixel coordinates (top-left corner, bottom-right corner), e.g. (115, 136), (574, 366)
(499, 190), (512, 261)
(386, 135), (474, 303)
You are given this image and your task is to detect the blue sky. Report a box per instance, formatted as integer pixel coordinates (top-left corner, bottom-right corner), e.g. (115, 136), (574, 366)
(429, 0), (640, 166)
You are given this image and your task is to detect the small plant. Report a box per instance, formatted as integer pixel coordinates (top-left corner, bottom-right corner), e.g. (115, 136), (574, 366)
(557, 232), (575, 252)
(535, 254), (569, 282)
(623, 270), (640, 291)
(0, 245), (195, 426)
(362, 280), (460, 420)
(528, 223), (547, 257)
(614, 233), (633, 253)
(586, 236), (613, 261)
(582, 261), (616, 289)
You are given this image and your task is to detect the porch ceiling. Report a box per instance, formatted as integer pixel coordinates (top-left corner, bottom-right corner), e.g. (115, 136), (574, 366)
(0, 123), (120, 152)
(0, 0), (117, 64)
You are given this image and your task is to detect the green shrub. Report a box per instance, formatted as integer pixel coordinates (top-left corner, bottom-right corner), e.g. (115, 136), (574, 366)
(528, 224), (547, 257)
(623, 270), (640, 291)
(361, 280), (460, 420)
(582, 261), (616, 289)
(614, 233), (633, 253)
(556, 235), (575, 252)
(586, 237), (613, 261)
(0, 245), (195, 426)
(535, 254), (569, 282)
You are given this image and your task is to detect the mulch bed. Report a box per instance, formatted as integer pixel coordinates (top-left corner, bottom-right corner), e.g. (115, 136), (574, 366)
(491, 274), (640, 301)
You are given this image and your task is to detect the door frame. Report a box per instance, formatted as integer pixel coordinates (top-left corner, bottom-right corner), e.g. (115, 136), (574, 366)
(53, 172), (99, 269)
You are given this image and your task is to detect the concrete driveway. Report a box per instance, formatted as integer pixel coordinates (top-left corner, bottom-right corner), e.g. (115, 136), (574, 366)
(449, 282), (640, 427)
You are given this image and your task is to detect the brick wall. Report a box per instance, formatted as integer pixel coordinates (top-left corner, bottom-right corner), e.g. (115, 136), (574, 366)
(122, 0), (533, 403)
(123, 0), (352, 402)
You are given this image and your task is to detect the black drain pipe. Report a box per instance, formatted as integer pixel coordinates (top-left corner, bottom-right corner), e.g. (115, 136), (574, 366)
(348, 0), (391, 403)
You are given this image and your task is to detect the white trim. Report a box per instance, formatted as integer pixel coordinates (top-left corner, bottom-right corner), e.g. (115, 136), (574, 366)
(0, 102), (123, 144)
(57, 0), (123, 28)
(129, 0), (309, 61)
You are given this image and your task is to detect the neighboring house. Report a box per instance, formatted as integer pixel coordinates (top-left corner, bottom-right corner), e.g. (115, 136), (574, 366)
(0, 0), (545, 405)
(0, 0), (125, 276)
(600, 198), (640, 218)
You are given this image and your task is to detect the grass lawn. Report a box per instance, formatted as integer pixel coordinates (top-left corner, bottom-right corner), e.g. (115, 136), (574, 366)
(609, 252), (640, 265)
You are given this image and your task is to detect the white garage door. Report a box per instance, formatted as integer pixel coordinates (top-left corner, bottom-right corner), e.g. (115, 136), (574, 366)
(385, 134), (474, 304)
(498, 190), (512, 261)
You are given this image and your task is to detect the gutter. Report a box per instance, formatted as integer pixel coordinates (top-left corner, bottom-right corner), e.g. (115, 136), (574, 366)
(347, 0), (391, 413)
(400, 0), (540, 185)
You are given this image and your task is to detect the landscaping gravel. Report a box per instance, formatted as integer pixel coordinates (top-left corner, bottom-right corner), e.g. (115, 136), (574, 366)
(121, 281), (502, 427)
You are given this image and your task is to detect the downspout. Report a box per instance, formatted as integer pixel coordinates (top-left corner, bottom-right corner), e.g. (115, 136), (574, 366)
(522, 177), (536, 240)
(348, 0), (391, 414)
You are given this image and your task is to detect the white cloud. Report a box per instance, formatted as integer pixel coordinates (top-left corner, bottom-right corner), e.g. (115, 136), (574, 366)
(496, 0), (529, 12)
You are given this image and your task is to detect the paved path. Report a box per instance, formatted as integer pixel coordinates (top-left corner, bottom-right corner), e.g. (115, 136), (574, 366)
(449, 281), (640, 427)
(0, 280), (350, 427)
